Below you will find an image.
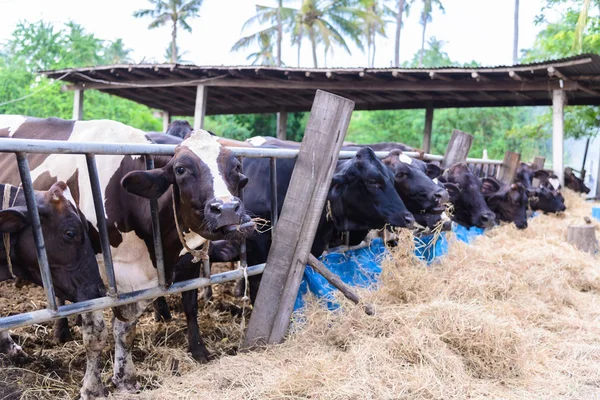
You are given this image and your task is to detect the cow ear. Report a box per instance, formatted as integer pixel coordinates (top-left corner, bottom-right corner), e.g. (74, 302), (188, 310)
(425, 163), (442, 180)
(121, 166), (175, 199)
(533, 170), (549, 180)
(443, 182), (460, 199)
(331, 173), (349, 187)
(481, 177), (501, 196)
(0, 207), (29, 233)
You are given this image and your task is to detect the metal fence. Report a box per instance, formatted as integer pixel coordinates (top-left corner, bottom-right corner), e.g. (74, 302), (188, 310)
(0, 138), (502, 331)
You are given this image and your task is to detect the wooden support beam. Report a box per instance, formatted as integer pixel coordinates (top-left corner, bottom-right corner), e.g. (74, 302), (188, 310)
(392, 70), (419, 82)
(162, 110), (171, 132)
(429, 71), (454, 82)
(194, 84), (207, 130)
(242, 90), (355, 349)
(72, 89), (84, 120)
(575, 82), (600, 96)
(307, 254), (374, 316)
(471, 72), (491, 82)
(508, 70), (526, 81)
(276, 110), (288, 140)
(423, 104), (434, 153)
(548, 66), (569, 81)
(496, 151), (521, 184)
(532, 156), (545, 170)
(553, 89), (565, 185)
(441, 129), (474, 169)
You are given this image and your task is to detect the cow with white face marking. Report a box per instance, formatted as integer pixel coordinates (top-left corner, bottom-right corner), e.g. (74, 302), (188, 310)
(0, 116), (253, 397)
(0, 181), (107, 399)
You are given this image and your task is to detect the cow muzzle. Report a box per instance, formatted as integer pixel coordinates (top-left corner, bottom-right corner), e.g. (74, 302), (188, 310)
(205, 197), (254, 236)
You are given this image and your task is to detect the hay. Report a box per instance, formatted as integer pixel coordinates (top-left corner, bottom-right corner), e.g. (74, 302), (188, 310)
(2, 189), (600, 399)
(121, 189), (600, 400)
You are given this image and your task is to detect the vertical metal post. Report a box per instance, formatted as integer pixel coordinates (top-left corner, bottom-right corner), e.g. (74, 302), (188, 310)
(145, 156), (167, 288)
(15, 153), (58, 311)
(269, 157), (278, 231)
(85, 154), (118, 296)
(552, 89), (565, 185)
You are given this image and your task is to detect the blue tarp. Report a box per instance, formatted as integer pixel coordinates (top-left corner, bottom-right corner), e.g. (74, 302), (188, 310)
(593, 207), (600, 221)
(294, 213), (541, 311)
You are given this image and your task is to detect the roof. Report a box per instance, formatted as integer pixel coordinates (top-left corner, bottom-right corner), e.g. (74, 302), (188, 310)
(42, 54), (600, 116)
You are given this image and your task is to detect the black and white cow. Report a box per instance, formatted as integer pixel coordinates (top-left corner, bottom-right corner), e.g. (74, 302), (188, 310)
(0, 181), (107, 399)
(0, 116), (253, 397)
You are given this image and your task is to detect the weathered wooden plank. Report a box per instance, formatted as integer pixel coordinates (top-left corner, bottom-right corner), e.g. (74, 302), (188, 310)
(441, 129), (474, 169)
(242, 90), (355, 349)
(422, 104), (434, 153)
(162, 110), (171, 132)
(532, 156), (545, 170)
(496, 151), (521, 185)
(277, 111), (288, 140)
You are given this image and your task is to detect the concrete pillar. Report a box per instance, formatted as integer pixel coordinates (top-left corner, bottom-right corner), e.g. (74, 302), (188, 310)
(162, 110), (171, 132)
(72, 89), (84, 121)
(422, 104), (434, 153)
(552, 89), (565, 185)
(276, 110), (288, 140)
(194, 85), (207, 131)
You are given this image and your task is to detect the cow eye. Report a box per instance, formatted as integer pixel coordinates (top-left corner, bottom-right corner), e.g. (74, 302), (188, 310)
(64, 230), (77, 239)
(175, 166), (186, 175)
(396, 172), (407, 179)
(366, 179), (379, 186)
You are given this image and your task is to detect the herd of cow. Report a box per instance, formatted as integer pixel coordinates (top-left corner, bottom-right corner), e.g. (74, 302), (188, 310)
(0, 116), (590, 399)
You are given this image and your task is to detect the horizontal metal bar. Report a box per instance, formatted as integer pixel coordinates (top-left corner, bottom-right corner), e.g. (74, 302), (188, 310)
(0, 138), (502, 164)
(0, 263), (266, 331)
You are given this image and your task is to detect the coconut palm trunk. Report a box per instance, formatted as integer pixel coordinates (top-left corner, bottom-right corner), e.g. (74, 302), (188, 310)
(277, 0), (282, 66)
(513, 0), (519, 64)
(419, 18), (427, 67)
(394, 0), (405, 67)
(309, 29), (318, 67)
(171, 19), (178, 63)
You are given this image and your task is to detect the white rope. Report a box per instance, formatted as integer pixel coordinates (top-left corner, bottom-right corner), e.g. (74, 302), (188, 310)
(171, 189), (209, 263)
(0, 72), (71, 107)
(2, 185), (15, 278)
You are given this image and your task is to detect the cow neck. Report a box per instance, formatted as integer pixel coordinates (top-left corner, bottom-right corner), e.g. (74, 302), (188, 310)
(1, 184), (19, 279)
(170, 185), (209, 263)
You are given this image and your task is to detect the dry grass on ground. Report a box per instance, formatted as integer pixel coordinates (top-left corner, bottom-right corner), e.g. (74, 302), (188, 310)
(1, 189), (600, 399)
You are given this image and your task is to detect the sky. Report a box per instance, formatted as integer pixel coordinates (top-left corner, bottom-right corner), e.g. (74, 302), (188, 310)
(0, 0), (553, 69)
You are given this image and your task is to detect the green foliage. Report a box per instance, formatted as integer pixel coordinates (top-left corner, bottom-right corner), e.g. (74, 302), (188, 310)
(0, 21), (161, 131)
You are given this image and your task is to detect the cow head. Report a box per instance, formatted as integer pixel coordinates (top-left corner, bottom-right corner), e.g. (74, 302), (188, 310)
(529, 184), (566, 214)
(516, 162), (534, 189)
(481, 177), (529, 229)
(0, 182), (104, 302)
(328, 147), (414, 231)
(166, 120), (193, 139)
(441, 163), (496, 229)
(121, 130), (253, 241)
(565, 167), (590, 194)
(383, 150), (449, 218)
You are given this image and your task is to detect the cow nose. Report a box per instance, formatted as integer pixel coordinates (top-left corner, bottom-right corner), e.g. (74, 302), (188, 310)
(206, 197), (244, 229)
(480, 212), (495, 228)
(403, 212), (415, 228)
(516, 220), (528, 230)
(432, 188), (449, 204)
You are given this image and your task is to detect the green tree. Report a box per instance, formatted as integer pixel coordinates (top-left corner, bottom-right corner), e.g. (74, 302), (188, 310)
(355, 0), (388, 67)
(387, 0), (411, 66)
(133, 0), (204, 64)
(103, 39), (133, 64)
(416, 0), (445, 67)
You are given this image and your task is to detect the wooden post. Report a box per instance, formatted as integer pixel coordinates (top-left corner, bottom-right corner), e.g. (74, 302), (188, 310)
(441, 129), (474, 169)
(307, 254), (374, 316)
(277, 110), (288, 140)
(567, 222), (598, 254)
(532, 156), (545, 170)
(162, 110), (171, 132)
(422, 104), (434, 153)
(496, 151), (521, 185)
(194, 85), (207, 131)
(242, 90), (355, 349)
(72, 89), (84, 121)
(553, 89), (565, 185)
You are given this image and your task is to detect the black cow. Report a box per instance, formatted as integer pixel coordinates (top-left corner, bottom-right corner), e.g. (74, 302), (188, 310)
(565, 167), (591, 194)
(481, 177), (529, 229)
(165, 120), (193, 139)
(516, 163), (566, 214)
(439, 163), (496, 229)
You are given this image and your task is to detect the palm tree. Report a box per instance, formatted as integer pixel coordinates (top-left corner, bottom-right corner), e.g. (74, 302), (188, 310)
(133, 0), (203, 64)
(296, 0), (363, 68)
(104, 39), (133, 64)
(164, 44), (192, 63)
(513, 0), (519, 64)
(386, 0), (410, 67)
(356, 0), (387, 67)
(231, 3), (296, 67)
(574, 0), (592, 53)
(232, 26), (278, 65)
(417, 0), (444, 67)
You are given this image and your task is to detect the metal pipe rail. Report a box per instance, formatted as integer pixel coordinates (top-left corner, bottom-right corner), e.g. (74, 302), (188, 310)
(0, 136), (504, 334)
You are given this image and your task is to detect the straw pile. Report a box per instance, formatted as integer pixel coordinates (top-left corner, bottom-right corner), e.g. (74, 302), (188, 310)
(121, 189), (600, 400)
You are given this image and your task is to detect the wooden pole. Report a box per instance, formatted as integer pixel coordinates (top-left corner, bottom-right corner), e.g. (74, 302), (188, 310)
(552, 89), (565, 185)
(72, 89), (84, 121)
(307, 254), (374, 316)
(532, 156), (545, 170)
(194, 85), (207, 131)
(567, 222), (598, 254)
(496, 151), (521, 185)
(242, 90), (355, 349)
(422, 104), (434, 153)
(162, 110), (171, 132)
(441, 129), (474, 169)
(276, 110), (288, 140)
